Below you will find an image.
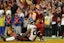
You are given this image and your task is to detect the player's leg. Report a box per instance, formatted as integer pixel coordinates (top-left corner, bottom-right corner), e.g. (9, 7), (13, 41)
(36, 24), (45, 41)
(5, 26), (8, 36)
(20, 29), (31, 37)
(39, 24), (45, 41)
(1, 32), (17, 41)
(10, 32), (17, 38)
(5, 36), (15, 41)
(1, 27), (5, 36)
(16, 36), (31, 41)
(17, 26), (21, 34)
(7, 26), (12, 36)
(0, 27), (1, 35)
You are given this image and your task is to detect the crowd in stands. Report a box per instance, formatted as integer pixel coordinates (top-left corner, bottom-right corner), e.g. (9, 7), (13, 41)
(0, 0), (64, 38)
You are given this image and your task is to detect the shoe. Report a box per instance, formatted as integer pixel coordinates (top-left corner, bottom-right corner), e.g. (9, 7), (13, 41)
(37, 38), (46, 41)
(37, 38), (40, 41)
(3, 37), (6, 41)
(40, 39), (46, 41)
(52, 35), (56, 38)
(61, 36), (63, 39)
(0, 35), (6, 41)
(59, 36), (62, 38)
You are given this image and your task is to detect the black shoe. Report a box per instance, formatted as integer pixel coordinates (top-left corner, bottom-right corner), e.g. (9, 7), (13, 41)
(0, 35), (6, 41)
(2, 37), (6, 41)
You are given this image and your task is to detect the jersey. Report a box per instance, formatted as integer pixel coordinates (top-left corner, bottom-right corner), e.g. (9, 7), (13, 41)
(13, 15), (22, 26)
(61, 18), (64, 25)
(44, 16), (50, 25)
(6, 17), (12, 26)
(27, 24), (37, 41)
(0, 17), (5, 26)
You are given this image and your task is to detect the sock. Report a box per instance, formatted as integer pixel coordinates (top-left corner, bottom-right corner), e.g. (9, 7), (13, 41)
(6, 36), (15, 41)
(40, 34), (43, 40)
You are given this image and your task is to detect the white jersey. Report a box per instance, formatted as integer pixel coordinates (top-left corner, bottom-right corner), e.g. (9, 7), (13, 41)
(27, 24), (37, 41)
(0, 10), (4, 15)
(61, 18), (64, 25)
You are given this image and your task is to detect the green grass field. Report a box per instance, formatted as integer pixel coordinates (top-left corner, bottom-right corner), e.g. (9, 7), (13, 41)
(0, 37), (64, 43)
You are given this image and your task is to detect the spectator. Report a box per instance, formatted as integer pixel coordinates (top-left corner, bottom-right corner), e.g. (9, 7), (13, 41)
(61, 14), (64, 38)
(0, 4), (4, 15)
(12, 14), (22, 35)
(11, 0), (18, 18)
(16, 7), (24, 18)
(6, 6), (11, 15)
(44, 14), (51, 36)
(5, 14), (12, 36)
(0, 14), (5, 36)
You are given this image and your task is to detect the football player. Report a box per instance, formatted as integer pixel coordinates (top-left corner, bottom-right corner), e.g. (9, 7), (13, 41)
(1, 19), (37, 41)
